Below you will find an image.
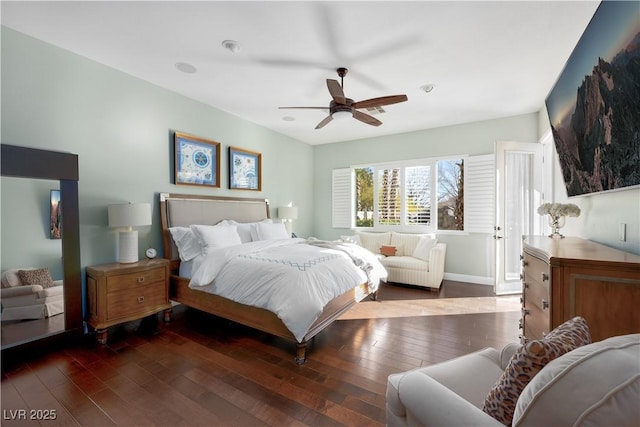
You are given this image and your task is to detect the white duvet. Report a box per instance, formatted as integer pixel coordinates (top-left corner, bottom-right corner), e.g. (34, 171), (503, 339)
(188, 238), (387, 342)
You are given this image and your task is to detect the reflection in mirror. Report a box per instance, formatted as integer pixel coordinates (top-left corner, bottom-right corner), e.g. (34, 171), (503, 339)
(1, 177), (66, 347)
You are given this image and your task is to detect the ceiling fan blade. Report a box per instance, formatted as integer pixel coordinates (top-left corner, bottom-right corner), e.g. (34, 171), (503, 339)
(278, 106), (328, 110)
(326, 79), (346, 104)
(352, 95), (408, 109)
(315, 115), (333, 129)
(353, 110), (382, 127)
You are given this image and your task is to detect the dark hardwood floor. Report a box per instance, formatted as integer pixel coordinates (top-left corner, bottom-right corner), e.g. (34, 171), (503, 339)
(1, 281), (520, 426)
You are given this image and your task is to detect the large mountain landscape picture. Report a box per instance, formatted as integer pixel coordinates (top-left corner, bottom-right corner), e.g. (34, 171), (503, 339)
(546, 1), (640, 197)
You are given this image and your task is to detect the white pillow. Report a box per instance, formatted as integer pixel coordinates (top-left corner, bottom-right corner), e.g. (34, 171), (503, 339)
(169, 226), (203, 261)
(1, 268), (37, 288)
(191, 224), (242, 253)
(412, 236), (437, 261)
(340, 235), (361, 245)
(253, 222), (290, 240)
(221, 218), (272, 243)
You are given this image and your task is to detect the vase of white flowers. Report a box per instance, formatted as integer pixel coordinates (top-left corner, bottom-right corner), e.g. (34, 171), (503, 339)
(537, 203), (581, 239)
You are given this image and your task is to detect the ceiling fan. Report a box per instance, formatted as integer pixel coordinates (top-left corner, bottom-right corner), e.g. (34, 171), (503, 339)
(279, 67), (408, 129)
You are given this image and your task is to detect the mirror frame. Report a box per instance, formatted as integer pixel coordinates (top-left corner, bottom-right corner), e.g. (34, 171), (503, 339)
(1, 144), (82, 349)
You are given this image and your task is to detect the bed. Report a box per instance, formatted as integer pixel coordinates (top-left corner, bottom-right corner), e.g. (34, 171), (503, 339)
(159, 192), (382, 364)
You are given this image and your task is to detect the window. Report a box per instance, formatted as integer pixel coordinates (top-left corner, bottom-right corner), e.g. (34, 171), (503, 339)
(437, 159), (464, 231)
(350, 158), (464, 231)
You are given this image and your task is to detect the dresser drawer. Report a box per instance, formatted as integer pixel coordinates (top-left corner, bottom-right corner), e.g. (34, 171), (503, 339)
(523, 279), (550, 313)
(106, 267), (166, 293)
(523, 253), (550, 287)
(523, 303), (550, 340)
(106, 282), (168, 321)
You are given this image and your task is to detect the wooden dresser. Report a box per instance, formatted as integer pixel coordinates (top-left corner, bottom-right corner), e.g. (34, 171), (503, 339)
(86, 258), (171, 344)
(521, 236), (640, 342)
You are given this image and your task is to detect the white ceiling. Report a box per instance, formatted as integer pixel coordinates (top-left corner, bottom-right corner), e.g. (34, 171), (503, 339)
(1, 1), (600, 145)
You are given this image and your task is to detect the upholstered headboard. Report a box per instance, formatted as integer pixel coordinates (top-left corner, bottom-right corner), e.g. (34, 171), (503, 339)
(159, 193), (270, 269)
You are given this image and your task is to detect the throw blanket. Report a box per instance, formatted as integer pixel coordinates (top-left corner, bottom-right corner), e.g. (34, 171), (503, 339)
(188, 239), (387, 342)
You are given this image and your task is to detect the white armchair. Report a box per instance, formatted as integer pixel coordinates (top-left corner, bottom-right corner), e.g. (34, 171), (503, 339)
(1, 268), (64, 321)
(386, 334), (640, 427)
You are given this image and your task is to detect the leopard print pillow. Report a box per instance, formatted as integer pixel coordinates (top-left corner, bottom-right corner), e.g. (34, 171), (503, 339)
(481, 316), (591, 426)
(17, 268), (55, 288)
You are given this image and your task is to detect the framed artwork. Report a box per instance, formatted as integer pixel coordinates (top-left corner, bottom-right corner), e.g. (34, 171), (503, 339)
(174, 131), (221, 187)
(50, 189), (62, 239)
(545, 1), (640, 197)
(229, 146), (262, 191)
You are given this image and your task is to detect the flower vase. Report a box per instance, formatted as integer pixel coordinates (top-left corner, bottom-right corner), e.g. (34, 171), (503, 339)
(548, 215), (566, 238)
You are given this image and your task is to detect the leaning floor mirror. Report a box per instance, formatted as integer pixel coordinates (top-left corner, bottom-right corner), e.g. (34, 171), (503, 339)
(1, 144), (82, 350)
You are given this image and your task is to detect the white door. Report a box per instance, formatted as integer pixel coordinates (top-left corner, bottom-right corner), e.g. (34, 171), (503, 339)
(494, 141), (543, 295)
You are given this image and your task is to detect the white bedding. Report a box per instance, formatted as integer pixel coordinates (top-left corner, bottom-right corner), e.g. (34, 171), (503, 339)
(188, 238), (387, 342)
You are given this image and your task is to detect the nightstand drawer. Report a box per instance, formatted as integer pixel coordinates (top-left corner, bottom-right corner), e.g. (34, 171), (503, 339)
(106, 283), (167, 320)
(106, 268), (166, 293)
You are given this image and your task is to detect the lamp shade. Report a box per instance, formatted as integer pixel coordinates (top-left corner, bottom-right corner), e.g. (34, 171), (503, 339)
(108, 203), (152, 228)
(108, 203), (151, 263)
(278, 206), (298, 220)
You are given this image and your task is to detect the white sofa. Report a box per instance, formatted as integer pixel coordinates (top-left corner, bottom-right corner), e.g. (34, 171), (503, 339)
(348, 231), (446, 291)
(386, 333), (640, 427)
(1, 268), (64, 321)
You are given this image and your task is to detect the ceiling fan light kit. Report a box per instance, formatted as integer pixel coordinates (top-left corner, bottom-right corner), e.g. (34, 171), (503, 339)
(279, 67), (408, 129)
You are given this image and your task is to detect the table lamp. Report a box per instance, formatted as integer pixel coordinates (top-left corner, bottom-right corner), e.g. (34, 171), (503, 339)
(278, 206), (298, 237)
(108, 202), (152, 263)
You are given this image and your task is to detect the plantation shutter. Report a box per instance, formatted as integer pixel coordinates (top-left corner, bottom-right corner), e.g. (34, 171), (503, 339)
(377, 168), (401, 225)
(405, 165), (431, 225)
(464, 154), (495, 233)
(332, 168), (353, 228)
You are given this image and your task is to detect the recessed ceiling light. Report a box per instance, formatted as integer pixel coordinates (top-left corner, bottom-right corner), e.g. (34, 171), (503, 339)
(420, 83), (435, 93)
(282, 116), (296, 122)
(175, 62), (197, 74)
(222, 40), (241, 53)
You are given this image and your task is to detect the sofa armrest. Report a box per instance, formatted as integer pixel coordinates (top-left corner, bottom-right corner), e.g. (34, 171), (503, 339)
(398, 371), (503, 427)
(1, 285), (44, 297)
(426, 243), (446, 289)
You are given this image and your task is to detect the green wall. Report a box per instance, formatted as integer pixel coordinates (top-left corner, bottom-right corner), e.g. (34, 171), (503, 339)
(312, 113), (540, 281)
(1, 28), (313, 276)
(538, 107), (640, 255)
(2, 25), (638, 293)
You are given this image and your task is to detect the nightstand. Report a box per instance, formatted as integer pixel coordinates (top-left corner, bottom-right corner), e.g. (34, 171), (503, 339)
(86, 258), (171, 344)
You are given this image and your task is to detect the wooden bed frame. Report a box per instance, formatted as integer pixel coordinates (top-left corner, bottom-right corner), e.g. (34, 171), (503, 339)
(159, 193), (375, 364)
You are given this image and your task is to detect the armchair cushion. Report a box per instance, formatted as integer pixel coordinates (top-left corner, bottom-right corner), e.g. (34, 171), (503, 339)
(482, 316), (592, 425)
(387, 347), (505, 427)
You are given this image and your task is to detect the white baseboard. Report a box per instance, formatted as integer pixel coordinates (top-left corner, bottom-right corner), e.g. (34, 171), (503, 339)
(444, 273), (493, 286)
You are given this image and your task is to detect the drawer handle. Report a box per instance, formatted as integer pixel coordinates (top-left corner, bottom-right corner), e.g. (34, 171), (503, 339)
(523, 282), (529, 289)
(137, 296), (145, 303)
(541, 273), (549, 282)
(137, 276), (145, 284)
(518, 319), (523, 329)
(520, 273), (524, 281)
(542, 299), (549, 309)
(522, 308), (530, 316)
(522, 260), (529, 267)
